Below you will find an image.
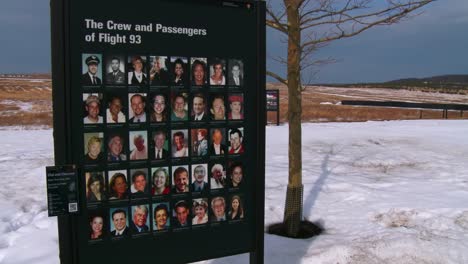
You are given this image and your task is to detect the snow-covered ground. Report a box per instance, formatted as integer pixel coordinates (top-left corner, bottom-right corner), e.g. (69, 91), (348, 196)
(1, 120), (468, 264)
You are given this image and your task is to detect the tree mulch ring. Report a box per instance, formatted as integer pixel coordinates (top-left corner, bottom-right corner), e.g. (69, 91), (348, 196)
(267, 220), (323, 239)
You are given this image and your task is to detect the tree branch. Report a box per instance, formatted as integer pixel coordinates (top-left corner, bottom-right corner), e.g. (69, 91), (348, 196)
(301, 0), (433, 48)
(300, 1), (426, 30)
(266, 4), (289, 35)
(267, 70), (288, 85)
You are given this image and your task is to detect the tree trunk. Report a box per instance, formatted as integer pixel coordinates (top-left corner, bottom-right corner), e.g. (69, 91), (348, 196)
(283, 0), (303, 237)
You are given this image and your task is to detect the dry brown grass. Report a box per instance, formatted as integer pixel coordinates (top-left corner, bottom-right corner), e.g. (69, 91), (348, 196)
(0, 112), (52, 127)
(267, 83), (468, 124)
(0, 79), (51, 100)
(0, 78), (466, 127)
(0, 78), (52, 126)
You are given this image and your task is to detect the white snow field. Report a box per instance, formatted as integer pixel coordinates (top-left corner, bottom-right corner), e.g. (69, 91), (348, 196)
(0, 120), (467, 264)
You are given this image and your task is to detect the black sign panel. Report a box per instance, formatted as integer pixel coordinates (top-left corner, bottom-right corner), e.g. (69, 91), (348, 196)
(266, 90), (279, 111)
(51, 0), (265, 263)
(46, 166), (80, 216)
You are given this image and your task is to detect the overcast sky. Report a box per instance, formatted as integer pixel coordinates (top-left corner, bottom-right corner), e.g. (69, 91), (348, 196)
(1, 0), (467, 83)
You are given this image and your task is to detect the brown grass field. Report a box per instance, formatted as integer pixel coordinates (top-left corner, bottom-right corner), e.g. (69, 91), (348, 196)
(0, 76), (467, 127)
(0, 76), (52, 127)
(266, 83), (468, 124)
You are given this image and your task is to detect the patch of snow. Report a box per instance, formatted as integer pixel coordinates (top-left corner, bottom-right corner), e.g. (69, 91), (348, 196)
(1, 120), (468, 263)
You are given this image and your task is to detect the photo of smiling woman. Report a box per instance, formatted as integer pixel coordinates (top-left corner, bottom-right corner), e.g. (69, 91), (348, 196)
(108, 170), (128, 200)
(228, 195), (244, 220)
(153, 202), (170, 231)
(151, 167), (170, 195)
(88, 211), (106, 240)
(130, 168), (148, 195)
(228, 161), (244, 188)
(83, 133), (105, 163)
(129, 131), (148, 160)
(192, 198), (209, 225)
(191, 58), (207, 86)
(170, 57), (188, 86)
(209, 58), (226, 86)
(86, 171), (106, 202)
(150, 93), (167, 123)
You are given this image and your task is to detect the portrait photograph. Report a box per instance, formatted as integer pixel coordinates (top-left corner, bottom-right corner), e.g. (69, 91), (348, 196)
(151, 129), (169, 160)
(228, 127), (245, 155)
(190, 128), (208, 157)
(170, 92), (189, 122)
(170, 56), (188, 86)
(85, 171), (106, 202)
(107, 132), (127, 162)
(190, 57), (207, 86)
(227, 161), (244, 188)
(106, 93), (127, 124)
(83, 132), (105, 163)
(151, 167), (170, 196)
(209, 58), (226, 86)
(88, 210), (107, 240)
(82, 93), (103, 124)
(192, 198), (209, 225)
(171, 165), (189, 194)
(209, 162), (226, 190)
(209, 93), (226, 121)
(149, 56), (170, 86)
(149, 92), (168, 123)
(172, 200), (191, 228)
(109, 207), (129, 237)
(82, 53), (102, 86)
(107, 170), (128, 200)
(228, 93), (244, 120)
(228, 59), (244, 86)
(128, 93), (147, 123)
(209, 128), (226, 156)
(129, 130), (148, 160)
(127, 55), (148, 85)
(191, 92), (208, 121)
(191, 164), (208, 192)
(152, 202), (170, 231)
(171, 129), (189, 158)
(129, 168), (149, 195)
(104, 54), (125, 85)
(210, 196), (226, 222)
(130, 204), (150, 234)
(228, 194), (244, 220)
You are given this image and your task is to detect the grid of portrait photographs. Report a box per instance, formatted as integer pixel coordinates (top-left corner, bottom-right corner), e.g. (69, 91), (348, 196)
(81, 53), (246, 243)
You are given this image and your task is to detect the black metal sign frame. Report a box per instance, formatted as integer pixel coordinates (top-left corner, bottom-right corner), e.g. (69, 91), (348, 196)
(50, 0), (265, 263)
(266, 89), (279, 126)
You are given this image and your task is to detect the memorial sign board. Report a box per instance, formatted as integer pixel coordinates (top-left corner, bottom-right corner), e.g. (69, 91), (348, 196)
(51, 0), (265, 263)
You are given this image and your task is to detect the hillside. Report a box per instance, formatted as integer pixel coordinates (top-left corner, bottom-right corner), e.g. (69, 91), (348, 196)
(323, 74), (468, 93)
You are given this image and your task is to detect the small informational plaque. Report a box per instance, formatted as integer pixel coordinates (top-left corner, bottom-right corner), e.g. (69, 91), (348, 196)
(266, 90), (279, 111)
(46, 165), (80, 216)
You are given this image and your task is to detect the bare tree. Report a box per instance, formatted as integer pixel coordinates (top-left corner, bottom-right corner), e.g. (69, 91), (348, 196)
(266, 0), (434, 237)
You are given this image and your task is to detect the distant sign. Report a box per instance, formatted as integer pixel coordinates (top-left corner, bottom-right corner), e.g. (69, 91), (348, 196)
(266, 90), (279, 111)
(46, 166), (79, 216)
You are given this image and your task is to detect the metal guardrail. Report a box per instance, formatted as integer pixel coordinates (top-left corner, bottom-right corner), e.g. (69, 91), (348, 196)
(341, 100), (468, 119)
